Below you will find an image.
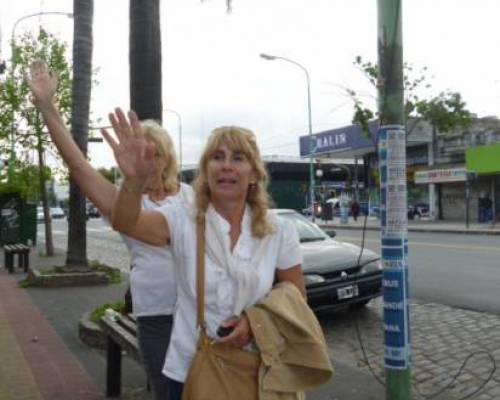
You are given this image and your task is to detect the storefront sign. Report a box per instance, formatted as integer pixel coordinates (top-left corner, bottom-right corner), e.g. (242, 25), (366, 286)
(299, 121), (376, 157)
(414, 167), (467, 184)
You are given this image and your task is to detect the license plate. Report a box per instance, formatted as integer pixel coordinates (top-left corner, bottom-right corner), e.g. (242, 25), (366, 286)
(337, 285), (359, 300)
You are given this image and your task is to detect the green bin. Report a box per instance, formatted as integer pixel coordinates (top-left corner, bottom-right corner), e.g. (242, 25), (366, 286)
(0, 193), (37, 246)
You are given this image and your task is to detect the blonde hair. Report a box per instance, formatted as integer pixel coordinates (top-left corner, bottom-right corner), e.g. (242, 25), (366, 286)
(193, 126), (273, 238)
(140, 120), (178, 195)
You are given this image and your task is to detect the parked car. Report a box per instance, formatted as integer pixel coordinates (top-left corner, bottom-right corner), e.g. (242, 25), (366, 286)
(407, 203), (429, 220)
(301, 202), (323, 218)
(50, 207), (66, 219)
(274, 209), (382, 311)
(36, 206), (44, 222)
(86, 204), (101, 218)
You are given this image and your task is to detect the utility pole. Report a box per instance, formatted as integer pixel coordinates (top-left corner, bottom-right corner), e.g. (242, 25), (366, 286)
(377, 1), (411, 399)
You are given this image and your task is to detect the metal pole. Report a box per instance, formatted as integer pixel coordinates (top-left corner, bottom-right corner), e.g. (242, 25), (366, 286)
(377, 1), (411, 399)
(305, 68), (315, 222)
(260, 54), (315, 221)
(354, 156), (359, 201)
(8, 11), (73, 180)
(165, 109), (183, 182)
(465, 179), (470, 229)
(491, 176), (496, 228)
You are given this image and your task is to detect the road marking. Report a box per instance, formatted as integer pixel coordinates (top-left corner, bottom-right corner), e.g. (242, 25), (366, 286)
(339, 236), (500, 253)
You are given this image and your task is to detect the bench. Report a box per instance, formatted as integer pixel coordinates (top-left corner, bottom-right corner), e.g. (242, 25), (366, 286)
(3, 243), (30, 273)
(99, 312), (148, 398)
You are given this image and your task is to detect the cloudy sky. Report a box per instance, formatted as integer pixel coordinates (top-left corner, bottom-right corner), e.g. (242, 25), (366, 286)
(2, 0), (500, 169)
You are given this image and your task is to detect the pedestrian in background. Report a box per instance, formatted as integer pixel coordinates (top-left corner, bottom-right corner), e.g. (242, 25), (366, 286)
(351, 199), (360, 221)
(27, 61), (192, 400)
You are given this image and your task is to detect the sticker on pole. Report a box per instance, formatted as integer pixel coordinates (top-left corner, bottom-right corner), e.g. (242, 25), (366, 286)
(378, 125), (411, 370)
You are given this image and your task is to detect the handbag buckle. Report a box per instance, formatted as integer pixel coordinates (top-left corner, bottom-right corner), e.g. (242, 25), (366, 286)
(198, 325), (213, 350)
(200, 335), (212, 350)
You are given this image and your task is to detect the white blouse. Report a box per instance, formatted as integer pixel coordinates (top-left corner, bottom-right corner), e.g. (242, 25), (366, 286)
(157, 204), (302, 382)
(121, 183), (193, 316)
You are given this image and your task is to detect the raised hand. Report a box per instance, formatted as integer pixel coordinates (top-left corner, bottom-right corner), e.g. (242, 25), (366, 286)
(26, 60), (58, 106)
(101, 108), (155, 185)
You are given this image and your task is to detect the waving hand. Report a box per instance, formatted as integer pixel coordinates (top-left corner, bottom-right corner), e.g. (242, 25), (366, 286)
(101, 108), (155, 186)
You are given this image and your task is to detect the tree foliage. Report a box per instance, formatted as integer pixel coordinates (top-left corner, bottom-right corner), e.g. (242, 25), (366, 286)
(0, 161), (50, 200)
(97, 166), (121, 184)
(415, 91), (471, 133)
(0, 28), (72, 174)
(0, 28), (72, 256)
(348, 56), (471, 137)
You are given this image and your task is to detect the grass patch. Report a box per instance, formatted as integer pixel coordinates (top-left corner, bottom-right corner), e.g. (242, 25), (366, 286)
(90, 300), (125, 323)
(89, 260), (122, 284)
(19, 279), (34, 288)
(36, 261), (121, 284)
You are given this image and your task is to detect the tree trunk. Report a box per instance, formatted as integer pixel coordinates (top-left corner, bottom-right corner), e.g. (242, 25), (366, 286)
(130, 0), (162, 122)
(66, 0), (94, 269)
(36, 118), (54, 256)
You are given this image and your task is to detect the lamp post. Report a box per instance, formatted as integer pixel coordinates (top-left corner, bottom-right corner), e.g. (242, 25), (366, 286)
(260, 53), (315, 221)
(165, 109), (183, 181)
(8, 11), (73, 179)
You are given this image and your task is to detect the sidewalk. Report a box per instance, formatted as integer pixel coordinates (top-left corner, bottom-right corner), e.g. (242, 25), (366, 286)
(0, 247), (388, 400)
(316, 215), (500, 235)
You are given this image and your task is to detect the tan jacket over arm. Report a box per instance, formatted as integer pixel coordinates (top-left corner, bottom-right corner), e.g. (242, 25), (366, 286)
(245, 282), (334, 400)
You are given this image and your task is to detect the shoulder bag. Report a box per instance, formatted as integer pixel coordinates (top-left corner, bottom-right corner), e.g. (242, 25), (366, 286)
(181, 218), (260, 400)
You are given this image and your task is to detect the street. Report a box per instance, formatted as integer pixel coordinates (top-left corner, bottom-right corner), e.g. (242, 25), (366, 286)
(334, 227), (500, 315)
(42, 218), (500, 315)
(37, 218), (500, 398)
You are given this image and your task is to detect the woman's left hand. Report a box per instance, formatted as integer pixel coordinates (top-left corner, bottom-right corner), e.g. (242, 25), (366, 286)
(217, 315), (252, 348)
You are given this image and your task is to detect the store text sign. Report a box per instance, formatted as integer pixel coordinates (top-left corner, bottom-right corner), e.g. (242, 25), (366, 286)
(415, 168), (467, 184)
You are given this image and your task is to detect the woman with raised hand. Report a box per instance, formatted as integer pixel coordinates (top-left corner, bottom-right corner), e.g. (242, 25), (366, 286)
(103, 109), (313, 399)
(27, 60), (192, 400)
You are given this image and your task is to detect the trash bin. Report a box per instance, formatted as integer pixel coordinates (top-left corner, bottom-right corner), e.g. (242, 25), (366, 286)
(0, 193), (37, 246)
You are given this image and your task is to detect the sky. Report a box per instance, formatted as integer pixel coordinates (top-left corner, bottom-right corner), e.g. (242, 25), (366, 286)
(2, 0), (500, 170)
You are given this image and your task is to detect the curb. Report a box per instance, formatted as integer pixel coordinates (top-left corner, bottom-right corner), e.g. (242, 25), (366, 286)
(78, 311), (106, 349)
(27, 267), (110, 287)
(318, 224), (500, 236)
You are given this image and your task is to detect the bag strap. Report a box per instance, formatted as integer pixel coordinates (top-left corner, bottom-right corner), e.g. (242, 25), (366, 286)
(196, 217), (206, 330)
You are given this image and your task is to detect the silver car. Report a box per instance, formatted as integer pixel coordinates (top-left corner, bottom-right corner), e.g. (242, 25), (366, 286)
(275, 209), (382, 311)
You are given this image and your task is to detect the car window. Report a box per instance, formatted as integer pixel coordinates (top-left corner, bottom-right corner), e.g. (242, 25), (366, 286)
(278, 212), (328, 243)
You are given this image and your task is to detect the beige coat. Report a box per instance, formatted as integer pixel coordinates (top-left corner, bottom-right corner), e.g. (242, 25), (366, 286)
(245, 282), (334, 400)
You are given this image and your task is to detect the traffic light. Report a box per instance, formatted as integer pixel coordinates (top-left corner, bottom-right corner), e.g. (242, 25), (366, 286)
(0, 60), (6, 74)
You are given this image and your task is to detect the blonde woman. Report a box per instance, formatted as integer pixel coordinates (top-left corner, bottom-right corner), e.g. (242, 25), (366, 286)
(103, 109), (306, 399)
(27, 61), (192, 400)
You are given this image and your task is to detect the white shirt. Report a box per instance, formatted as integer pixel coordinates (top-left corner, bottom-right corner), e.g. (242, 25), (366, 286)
(121, 183), (193, 317)
(157, 204), (302, 382)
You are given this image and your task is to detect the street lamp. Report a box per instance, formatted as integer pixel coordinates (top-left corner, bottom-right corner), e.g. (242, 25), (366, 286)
(165, 109), (183, 182)
(260, 53), (316, 221)
(8, 11), (73, 179)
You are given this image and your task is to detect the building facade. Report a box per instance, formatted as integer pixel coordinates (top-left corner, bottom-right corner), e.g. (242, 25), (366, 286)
(300, 117), (500, 222)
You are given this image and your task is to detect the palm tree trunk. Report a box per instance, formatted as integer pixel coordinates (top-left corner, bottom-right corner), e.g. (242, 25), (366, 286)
(130, 0), (162, 122)
(66, 0), (94, 269)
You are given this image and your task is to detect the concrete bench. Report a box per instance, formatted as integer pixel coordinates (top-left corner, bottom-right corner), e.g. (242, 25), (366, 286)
(99, 313), (147, 398)
(3, 243), (30, 273)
